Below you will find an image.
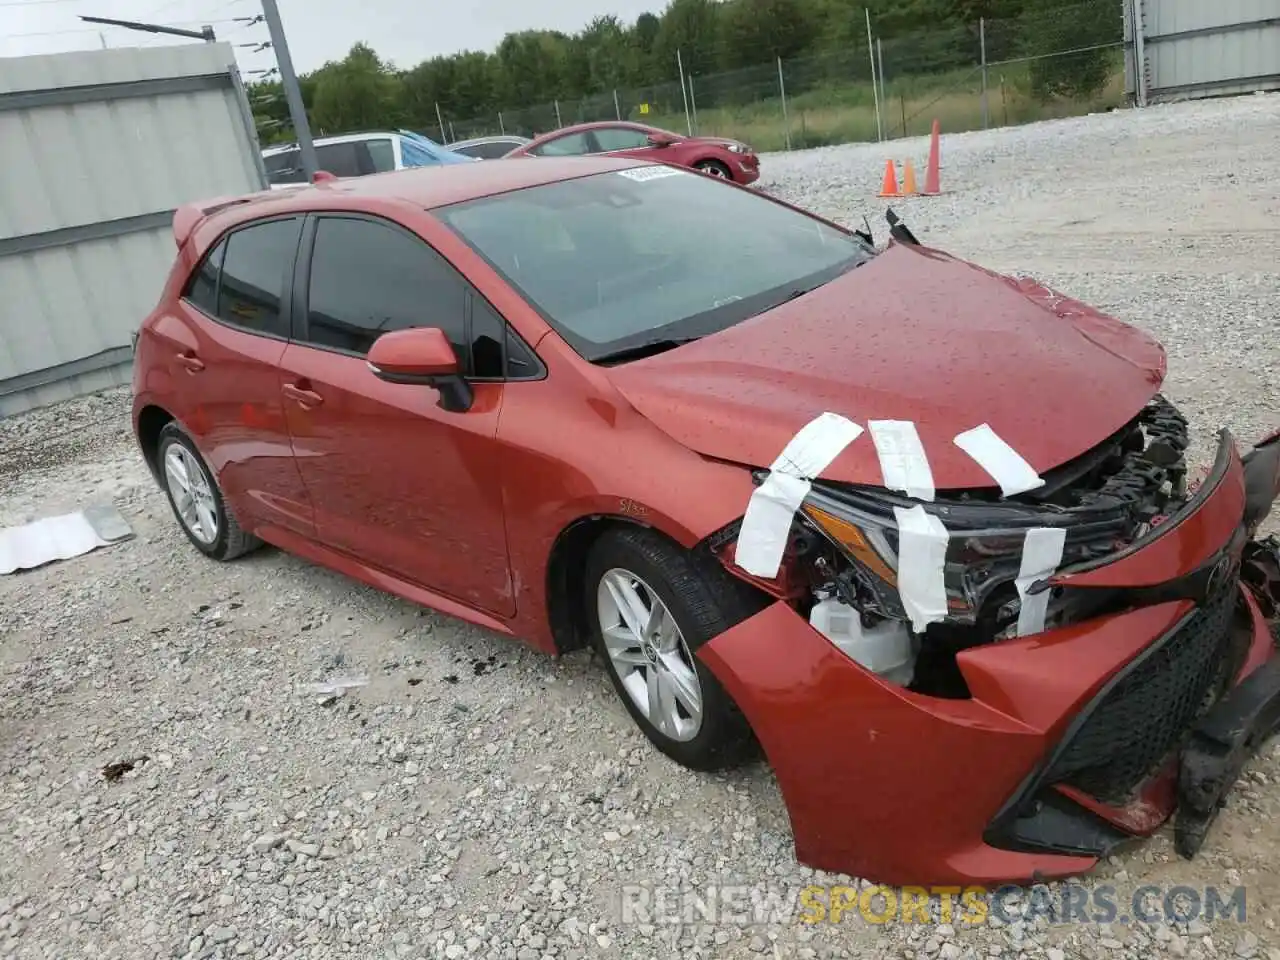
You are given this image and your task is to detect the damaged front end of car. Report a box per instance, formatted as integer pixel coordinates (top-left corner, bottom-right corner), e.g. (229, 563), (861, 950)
(698, 395), (1280, 884)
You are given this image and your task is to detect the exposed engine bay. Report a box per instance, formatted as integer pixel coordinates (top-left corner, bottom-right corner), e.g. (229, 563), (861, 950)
(708, 395), (1269, 700)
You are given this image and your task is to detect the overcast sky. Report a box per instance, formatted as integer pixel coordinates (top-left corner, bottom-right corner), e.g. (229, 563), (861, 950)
(1, 0), (662, 73)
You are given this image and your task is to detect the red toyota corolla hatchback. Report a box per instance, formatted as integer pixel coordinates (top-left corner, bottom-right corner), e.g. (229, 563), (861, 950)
(131, 156), (1280, 886)
(504, 120), (760, 185)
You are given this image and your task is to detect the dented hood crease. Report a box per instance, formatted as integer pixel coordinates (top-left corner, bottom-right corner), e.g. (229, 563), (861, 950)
(607, 243), (1165, 490)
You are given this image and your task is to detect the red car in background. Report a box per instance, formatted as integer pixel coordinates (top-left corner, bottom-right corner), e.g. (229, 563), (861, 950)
(504, 120), (761, 185)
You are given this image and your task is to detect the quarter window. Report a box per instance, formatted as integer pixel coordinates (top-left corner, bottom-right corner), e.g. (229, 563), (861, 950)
(184, 238), (225, 315)
(532, 132), (592, 157)
(213, 218), (299, 338)
(469, 293), (506, 379)
(459, 140), (521, 160)
(303, 217), (468, 359)
(366, 138), (397, 172)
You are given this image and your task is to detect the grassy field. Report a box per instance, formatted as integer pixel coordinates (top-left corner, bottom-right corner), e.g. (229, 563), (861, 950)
(633, 59), (1127, 153)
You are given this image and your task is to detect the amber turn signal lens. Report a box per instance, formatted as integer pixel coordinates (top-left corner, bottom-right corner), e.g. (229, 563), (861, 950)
(802, 504), (898, 586)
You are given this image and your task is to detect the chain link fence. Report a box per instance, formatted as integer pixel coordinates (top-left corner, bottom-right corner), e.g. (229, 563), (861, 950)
(436, 0), (1126, 152)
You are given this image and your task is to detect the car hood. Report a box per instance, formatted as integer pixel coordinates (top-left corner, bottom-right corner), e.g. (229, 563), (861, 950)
(688, 136), (744, 150)
(607, 242), (1167, 491)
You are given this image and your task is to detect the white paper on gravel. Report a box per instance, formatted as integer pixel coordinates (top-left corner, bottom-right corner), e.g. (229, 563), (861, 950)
(0, 505), (134, 575)
(892, 504), (951, 632)
(953, 423), (1045, 497)
(1014, 526), (1067, 637)
(869, 420), (935, 501)
(734, 412), (864, 578)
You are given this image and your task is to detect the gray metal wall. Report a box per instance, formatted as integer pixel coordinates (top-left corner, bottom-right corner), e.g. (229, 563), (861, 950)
(1125, 0), (1280, 104)
(0, 43), (267, 417)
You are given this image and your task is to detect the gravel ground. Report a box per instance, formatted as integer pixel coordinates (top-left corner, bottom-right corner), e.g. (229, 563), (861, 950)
(2, 94), (1280, 960)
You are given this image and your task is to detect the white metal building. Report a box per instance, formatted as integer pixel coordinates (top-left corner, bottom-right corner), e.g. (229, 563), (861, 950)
(1125, 0), (1280, 104)
(0, 43), (267, 416)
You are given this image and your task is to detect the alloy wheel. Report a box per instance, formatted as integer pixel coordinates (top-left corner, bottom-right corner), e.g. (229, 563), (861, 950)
(700, 163), (728, 178)
(596, 568), (703, 741)
(163, 444), (219, 545)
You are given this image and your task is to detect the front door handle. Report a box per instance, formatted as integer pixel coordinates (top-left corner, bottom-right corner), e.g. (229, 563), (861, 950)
(175, 352), (204, 373)
(282, 382), (324, 409)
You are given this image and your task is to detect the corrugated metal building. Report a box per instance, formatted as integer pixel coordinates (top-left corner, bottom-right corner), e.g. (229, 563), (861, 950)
(0, 43), (267, 417)
(1125, 0), (1280, 104)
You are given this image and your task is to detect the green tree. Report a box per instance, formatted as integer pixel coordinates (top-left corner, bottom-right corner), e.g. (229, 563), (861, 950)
(721, 0), (816, 69)
(653, 0), (722, 78)
(310, 43), (402, 134)
(1021, 0), (1118, 101)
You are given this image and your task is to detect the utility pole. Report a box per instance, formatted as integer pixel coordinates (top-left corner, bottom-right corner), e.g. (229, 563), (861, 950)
(259, 0), (318, 180)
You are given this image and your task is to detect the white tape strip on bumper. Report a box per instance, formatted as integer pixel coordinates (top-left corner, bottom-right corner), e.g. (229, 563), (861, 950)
(869, 420), (935, 502)
(893, 505), (951, 632)
(1014, 526), (1067, 636)
(734, 413), (864, 578)
(954, 423), (1046, 497)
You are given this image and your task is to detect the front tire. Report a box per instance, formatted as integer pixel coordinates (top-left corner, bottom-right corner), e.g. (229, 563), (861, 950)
(157, 423), (262, 561)
(584, 527), (761, 771)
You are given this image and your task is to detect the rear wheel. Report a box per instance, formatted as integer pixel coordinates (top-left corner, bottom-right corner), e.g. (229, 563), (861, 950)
(695, 159), (732, 180)
(157, 423), (262, 561)
(584, 527), (760, 771)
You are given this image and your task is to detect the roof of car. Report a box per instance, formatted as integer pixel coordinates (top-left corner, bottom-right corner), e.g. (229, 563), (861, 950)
(547, 120), (658, 134)
(261, 132), (402, 156)
(449, 134), (530, 146)
(188, 155), (658, 240)
(514, 121), (669, 152)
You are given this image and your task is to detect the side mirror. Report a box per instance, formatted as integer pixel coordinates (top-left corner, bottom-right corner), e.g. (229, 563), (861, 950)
(367, 327), (473, 413)
(646, 133), (676, 148)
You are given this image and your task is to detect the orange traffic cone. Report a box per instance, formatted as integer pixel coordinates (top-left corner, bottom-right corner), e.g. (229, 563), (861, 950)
(923, 119), (941, 195)
(902, 159), (919, 196)
(878, 158), (900, 197)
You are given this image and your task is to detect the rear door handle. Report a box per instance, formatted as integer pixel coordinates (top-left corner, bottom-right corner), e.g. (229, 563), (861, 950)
(282, 382), (324, 408)
(175, 352), (204, 373)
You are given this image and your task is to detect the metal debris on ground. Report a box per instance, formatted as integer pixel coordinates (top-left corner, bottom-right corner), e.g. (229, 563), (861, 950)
(300, 676), (370, 706)
(101, 756), (149, 782)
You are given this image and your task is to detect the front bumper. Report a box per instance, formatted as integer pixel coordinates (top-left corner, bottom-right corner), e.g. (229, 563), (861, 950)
(698, 430), (1280, 886)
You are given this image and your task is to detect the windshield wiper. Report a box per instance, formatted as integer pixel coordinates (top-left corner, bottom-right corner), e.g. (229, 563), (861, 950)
(591, 337), (700, 365)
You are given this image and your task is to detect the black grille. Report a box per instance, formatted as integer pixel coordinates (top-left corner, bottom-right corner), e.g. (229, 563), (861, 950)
(1046, 570), (1242, 804)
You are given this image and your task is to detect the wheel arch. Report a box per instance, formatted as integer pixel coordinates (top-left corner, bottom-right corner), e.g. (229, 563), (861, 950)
(135, 403), (176, 483)
(692, 156), (733, 179)
(544, 510), (771, 656)
(545, 513), (658, 655)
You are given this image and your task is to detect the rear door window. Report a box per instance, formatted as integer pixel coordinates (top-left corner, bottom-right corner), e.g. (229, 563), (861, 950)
(592, 127), (652, 151)
(264, 149), (305, 184)
(214, 218), (301, 338)
(314, 141), (366, 177)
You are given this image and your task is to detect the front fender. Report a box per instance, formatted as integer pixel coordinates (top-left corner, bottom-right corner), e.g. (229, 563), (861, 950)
(496, 379), (757, 651)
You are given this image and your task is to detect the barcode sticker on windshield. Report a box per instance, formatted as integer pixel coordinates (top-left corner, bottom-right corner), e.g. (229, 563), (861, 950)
(616, 165), (685, 182)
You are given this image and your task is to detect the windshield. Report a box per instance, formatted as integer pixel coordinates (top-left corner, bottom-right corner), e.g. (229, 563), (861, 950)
(435, 167), (874, 361)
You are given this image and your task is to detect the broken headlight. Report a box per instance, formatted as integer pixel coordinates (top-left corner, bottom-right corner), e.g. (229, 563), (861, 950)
(798, 485), (1123, 630)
